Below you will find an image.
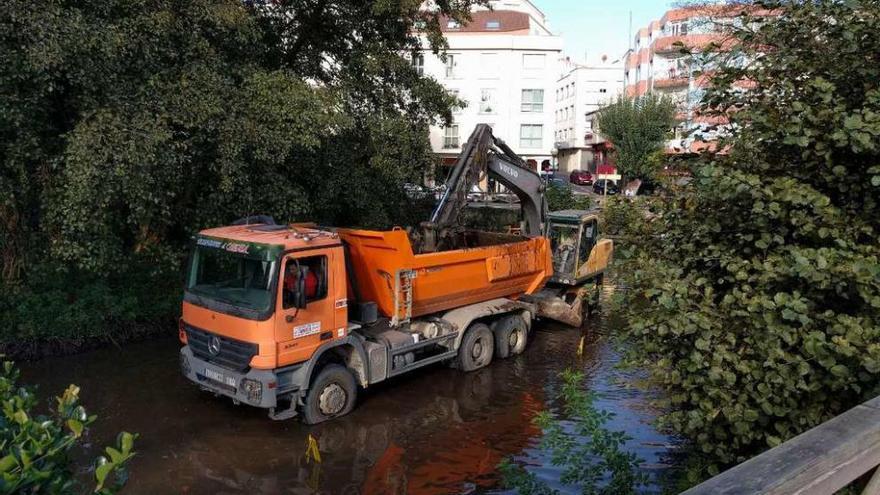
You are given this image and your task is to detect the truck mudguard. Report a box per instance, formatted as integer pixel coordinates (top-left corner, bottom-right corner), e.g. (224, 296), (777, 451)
(296, 334), (371, 390)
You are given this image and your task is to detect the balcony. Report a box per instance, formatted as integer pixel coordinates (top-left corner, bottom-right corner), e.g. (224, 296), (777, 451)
(654, 76), (688, 89)
(583, 132), (607, 146)
(653, 34), (724, 54)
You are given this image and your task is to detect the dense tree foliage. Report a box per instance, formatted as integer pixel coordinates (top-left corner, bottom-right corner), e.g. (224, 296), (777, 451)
(0, 0), (483, 352)
(610, 0), (880, 477)
(596, 94), (676, 182)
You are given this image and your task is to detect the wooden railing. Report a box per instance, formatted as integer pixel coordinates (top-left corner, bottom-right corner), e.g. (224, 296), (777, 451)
(682, 395), (880, 495)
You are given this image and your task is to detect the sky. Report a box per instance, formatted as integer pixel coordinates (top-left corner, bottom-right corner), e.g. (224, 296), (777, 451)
(534, 0), (673, 64)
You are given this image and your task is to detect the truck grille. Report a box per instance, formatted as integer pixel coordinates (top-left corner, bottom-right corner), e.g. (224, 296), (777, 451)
(185, 324), (258, 372)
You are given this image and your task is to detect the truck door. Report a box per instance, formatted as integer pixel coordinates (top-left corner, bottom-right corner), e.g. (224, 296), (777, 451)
(275, 248), (345, 367)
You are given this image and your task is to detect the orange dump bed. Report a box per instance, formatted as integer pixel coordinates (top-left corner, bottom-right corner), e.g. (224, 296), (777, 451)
(337, 228), (552, 320)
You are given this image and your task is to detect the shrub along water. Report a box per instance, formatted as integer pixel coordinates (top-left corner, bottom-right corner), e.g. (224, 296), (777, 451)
(0, 359), (136, 493)
(609, 0), (880, 480)
(0, 0), (486, 357)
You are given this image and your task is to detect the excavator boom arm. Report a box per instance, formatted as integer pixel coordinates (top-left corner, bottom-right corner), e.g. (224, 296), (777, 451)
(430, 124), (547, 237)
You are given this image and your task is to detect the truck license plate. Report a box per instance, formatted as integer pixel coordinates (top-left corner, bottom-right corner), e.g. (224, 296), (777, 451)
(205, 368), (236, 388)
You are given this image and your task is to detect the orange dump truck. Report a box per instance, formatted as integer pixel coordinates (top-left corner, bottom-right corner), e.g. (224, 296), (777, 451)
(179, 218), (551, 423)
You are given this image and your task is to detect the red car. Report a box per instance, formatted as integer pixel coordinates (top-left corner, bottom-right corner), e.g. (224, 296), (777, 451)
(569, 170), (594, 186)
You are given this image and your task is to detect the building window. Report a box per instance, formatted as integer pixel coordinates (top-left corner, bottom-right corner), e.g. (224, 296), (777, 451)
(480, 53), (499, 78)
(520, 124), (543, 148)
(521, 89), (544, 112)
(522, 53), (546, 70)
(445, 54), (458, 78)
(672, 22), (689, 36)
(443, 125), (459, 149)
(447, 19), (460, 29)
(412, 53), (424, 76)
(479, 89), (497, 113)
(486, 20), (500, 30)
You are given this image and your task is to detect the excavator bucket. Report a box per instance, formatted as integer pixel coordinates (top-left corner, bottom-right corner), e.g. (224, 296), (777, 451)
(525, 284), (595, 328)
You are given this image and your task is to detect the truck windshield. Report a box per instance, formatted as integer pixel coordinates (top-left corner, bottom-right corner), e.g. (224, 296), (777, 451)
(186, 246), (277, 313)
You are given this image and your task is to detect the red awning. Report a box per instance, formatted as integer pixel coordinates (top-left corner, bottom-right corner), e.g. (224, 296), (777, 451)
(596, 164), (618, 175)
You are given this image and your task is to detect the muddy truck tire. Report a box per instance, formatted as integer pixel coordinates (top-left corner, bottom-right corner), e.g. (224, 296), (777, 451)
(302, 364), (358, 425)
(492, 314), (528, 359)
(457, 323), (494, 372)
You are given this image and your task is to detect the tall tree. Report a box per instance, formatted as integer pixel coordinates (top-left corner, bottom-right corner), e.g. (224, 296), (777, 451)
(611, 0), (880, 478)
(0, 0), (484, 347)
(596, 94), (676, 182)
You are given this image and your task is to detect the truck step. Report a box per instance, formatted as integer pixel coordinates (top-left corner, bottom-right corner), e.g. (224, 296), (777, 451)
(269, 404), (298, 421)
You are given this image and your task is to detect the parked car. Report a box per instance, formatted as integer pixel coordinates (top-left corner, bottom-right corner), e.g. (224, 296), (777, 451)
(592, 179), (619, 195)
(546, 173), (569, 189)
(569, 170), (594, 186)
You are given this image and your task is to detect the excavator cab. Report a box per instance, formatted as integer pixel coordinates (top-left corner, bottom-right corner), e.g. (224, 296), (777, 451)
(525, 209), (614, 328)
(546, 210), (613, 286)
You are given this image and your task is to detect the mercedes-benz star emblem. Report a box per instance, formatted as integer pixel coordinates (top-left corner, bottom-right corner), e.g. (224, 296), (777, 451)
(208, 336), (221, 356)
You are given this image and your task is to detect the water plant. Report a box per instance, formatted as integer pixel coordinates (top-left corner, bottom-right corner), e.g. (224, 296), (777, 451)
(500, 369), (647, 495)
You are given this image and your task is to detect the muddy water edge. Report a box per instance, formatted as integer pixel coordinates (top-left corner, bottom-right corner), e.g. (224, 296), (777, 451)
(20, 304), (681, 494)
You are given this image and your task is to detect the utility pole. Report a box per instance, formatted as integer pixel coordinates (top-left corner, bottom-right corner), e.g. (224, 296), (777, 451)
(628, 11), (633, 51)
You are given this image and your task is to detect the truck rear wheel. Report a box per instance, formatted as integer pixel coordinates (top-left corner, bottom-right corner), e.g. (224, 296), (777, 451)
(458, 323), (494, 372)
(302, 364), (357, 425)
(493, 315), (528, 359)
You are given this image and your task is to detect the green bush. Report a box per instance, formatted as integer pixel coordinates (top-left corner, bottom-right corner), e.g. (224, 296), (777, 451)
(0, 263), (179, 358)
(0, 359), (135, 493)
(546, 183), (592, 212)
(610, 0), (880, 479)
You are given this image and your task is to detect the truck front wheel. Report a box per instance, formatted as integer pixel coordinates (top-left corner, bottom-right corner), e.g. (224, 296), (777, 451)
(458, 323), (494, 372)
(302, 364), (357, 425)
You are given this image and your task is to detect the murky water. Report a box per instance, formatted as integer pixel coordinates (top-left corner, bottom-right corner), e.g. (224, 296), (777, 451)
(21, 307), (679, 494)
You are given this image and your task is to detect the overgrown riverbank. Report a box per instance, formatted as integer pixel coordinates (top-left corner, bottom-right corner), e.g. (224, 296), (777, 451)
(0, 266), (179, 360)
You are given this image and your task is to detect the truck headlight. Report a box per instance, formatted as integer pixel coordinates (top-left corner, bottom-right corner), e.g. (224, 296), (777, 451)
(180, 352), (191, 376)
(240, 379), (262, 403)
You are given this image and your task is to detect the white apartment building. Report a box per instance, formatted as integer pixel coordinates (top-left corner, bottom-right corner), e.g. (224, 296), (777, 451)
(417, 0), (563, 171)
(553, 56), (624, 174)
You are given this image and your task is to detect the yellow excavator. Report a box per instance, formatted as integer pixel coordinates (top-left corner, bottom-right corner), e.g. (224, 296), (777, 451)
(423, 124), (613, 327)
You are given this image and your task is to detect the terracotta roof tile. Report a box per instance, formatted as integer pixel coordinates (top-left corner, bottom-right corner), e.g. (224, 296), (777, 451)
(439, 10), (530, 33)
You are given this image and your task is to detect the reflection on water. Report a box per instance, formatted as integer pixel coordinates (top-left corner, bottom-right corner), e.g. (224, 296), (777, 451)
(21, 300), (679, 494)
